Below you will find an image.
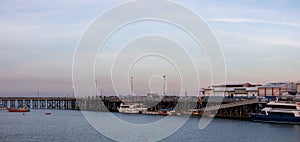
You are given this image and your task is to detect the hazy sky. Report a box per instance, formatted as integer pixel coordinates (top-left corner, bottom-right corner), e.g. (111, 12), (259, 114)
(1, 0), (300, 96)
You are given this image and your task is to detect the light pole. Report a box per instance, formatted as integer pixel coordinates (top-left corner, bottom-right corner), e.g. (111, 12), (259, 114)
(95, 78), (98, 96)
(163, 75), (166, 95)
(131, 77), (134, 96)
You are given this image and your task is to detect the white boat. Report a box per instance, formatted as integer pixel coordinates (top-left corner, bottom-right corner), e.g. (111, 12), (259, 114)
(250, 101), (300, 124)
(117, 103), (147, 114)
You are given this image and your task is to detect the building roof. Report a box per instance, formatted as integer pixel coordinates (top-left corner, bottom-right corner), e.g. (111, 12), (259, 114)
(212, 82), (249, 87)
(246, 87), (258, 91)
(260, 82), (294, 88)
(211, 82), (262, 88)
(199, 88), (205, 92)
(214, 88), (234, 92)
(203, 88), (214, 91)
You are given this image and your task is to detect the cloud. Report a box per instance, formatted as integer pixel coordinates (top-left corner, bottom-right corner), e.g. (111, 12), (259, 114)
(257, 38), (300, 48)
(231, 56), (285, 62)
(210, 18), (300, 28)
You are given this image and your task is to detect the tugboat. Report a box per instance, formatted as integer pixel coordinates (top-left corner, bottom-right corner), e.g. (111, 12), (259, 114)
(249, 101), (300, 124)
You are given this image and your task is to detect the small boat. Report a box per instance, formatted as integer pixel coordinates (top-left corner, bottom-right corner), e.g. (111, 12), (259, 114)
(45, 112), (51, 115)
(158, 109), (173, 116)
(182, 109), (202, 115)
(249, 101), (300, 124)
(7, 107), (30, 112)
(117, 103), (147, 114)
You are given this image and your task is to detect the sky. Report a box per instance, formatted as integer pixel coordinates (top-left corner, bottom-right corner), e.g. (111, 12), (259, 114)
(0, 0), (300, 97)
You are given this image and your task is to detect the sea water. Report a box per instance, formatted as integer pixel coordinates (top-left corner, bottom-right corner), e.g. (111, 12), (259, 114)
(0, 110), (299, 142)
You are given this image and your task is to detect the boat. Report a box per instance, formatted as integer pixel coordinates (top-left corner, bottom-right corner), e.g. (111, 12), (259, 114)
(158, 109), (174, 116)
(117, 103), (147, 114)
(249, 101), (300, 124)
(7, 107), (30, 112)
(45, 112), (51, 115)
(181, 109), (202, 116)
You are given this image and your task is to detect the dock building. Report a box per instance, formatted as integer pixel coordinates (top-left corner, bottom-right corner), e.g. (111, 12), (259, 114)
(202, 82), (261, 98)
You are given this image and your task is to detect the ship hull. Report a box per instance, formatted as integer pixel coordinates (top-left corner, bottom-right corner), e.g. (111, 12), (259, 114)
(118, 109), (140, 114)
(7, 108), (30, 112)
(250, 114), (300, 124)
(158, 111), (172, 116)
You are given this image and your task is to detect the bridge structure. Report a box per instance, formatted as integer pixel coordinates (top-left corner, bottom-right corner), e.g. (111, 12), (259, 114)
(0, 97), (77, 110)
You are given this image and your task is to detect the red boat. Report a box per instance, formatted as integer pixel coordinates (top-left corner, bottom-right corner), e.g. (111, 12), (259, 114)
(6, 107), (30, 112)
(158, 109), (172, 116)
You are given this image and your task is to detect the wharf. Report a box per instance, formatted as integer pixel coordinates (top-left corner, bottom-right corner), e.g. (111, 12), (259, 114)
(0, 97), (77, 110)
(0, 96), (267, 119)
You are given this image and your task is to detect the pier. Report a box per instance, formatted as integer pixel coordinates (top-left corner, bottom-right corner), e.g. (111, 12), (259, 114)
(76, 96), (266, 119)
(0, 96), (267, 119)
(203, 99), (267, 119)
(0, 97), (77, 110)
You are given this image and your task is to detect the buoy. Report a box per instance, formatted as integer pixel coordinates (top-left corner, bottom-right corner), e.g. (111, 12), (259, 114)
(45, 112), (51, 115)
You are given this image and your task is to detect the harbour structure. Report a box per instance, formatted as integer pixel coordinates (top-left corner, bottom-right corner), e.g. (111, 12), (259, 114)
(0, 97), (77, 110)
(0, 95), (267, 119)
(203, 98), (267, 119)
(258, 82), (297, 98)
(77, 95), (121, 111)
(76, 94), (267, 119)
(201, 82), (262, 98)
(76, 95), (199, 113)
(247, 87), (260, 98)
(296, 82), (300, 94)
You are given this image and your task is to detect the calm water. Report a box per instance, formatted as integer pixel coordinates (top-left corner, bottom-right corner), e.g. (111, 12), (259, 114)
(1, 109), (300, 142)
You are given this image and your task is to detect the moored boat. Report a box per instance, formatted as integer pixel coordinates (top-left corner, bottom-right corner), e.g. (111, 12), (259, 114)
(117, 103), (147, 114)
(158, 109), (174, 116)
(7, 107), (30, 112)
(45, 112), (51, 115)
(249, 101), (300, 124)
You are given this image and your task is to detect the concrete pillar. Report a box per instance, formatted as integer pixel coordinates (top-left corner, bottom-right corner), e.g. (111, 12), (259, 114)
(30, 100), (33, 109)
(38, 100), (40, 109)
(66, 101), (69, 109)
(69, 100), (72, 109)
(7, 100), (10, 108)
